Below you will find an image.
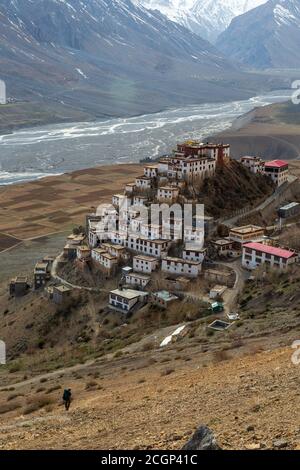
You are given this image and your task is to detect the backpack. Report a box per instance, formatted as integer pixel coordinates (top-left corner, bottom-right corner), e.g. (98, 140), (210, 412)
(63, 389), (71, 401)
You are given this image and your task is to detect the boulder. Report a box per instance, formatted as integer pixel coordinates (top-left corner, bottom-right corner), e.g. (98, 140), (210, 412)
(182, 426), (221, 450)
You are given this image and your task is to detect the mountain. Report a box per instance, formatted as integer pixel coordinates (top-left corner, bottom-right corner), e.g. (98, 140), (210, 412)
(216, 0), (300, 69)
(0, 0), (255, 124)
(134, 0), (267, 43)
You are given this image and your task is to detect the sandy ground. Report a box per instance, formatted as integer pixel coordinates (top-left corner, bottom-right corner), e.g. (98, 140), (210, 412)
(0, 344), (299, 450)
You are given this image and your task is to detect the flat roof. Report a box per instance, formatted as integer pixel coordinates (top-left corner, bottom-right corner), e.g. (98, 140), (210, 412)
(101, 253), (117, 260)
(35, 262), (49, 270)
(54, 285), (72, 293)
(126, 272), (150, 280)
(12, 276), (28, 283)
(244, 242), (296, 259)
(212, 238), (232, 246)
(241, 156), (262, 160)
(92, 248), (107, 254)
(102, 243), (126, 251)
(211, 285), (227, 292)
(279, 202), (300, 211)
(110, 289), (148, 300)
(158, 186), (179, 191)
(230, 225), (264, 235)
(163, 256), (201, 265)
(153, 290), (178, 302)
(184, 246), (206, 252)
(134, 255), (158, 262)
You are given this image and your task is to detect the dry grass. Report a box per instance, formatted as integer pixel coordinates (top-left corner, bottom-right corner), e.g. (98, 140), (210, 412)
(23, 394), (56, 415)
(0, 401), (22, 415)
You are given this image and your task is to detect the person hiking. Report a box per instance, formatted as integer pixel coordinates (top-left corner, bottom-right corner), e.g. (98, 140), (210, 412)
(63, 388), (72, 411)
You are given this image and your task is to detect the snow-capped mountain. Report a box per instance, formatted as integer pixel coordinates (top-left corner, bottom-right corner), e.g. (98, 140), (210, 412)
(0, 0), (244, 117)
(217, 0), (300, 68)
(134, 0), (267, 42)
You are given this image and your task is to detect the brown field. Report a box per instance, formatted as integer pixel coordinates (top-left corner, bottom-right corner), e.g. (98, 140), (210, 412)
(0, 233), (21, 251)
(0, 164), (142, 243)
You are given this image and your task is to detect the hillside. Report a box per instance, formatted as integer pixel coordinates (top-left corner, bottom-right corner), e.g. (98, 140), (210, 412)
(198, 160), (274, 218)
(2, 264), (300, 449)
(0, 333), (299, 449)
(212, 101), (300, 159)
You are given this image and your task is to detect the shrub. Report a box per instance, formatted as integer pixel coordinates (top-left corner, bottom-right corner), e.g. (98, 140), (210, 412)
(0, 402), (22, 414)
(46, 385), (62, 394)
(214, 350), (230, 362)
(85, 380), (98, 390)
(161, 368), (175, 377)
(8, 362), (22, 374)
(23, 395), (56, 415)
(7, 393), (24, 402)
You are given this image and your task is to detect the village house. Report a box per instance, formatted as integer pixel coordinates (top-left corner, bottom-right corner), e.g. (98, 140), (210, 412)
(209, 285), (227, 300)
(144, 164), (159, 179)
(229, 225), (265, 246)
(204, 268), (233, 287)
(9, 277), (29, 297)
(64, 243), (78, 260)
(133, 195), (149, 207)
(264, 160), (289, 186)
(52, 285), (72, 305)
(34, 261), (51, 290)
(278, 202), (300, 219)
(183, 246), (206, 263)
(161, 256), (202, 277)
(91, 248), (118, 273)
(140, 222), (162, 240)
(125, 236), (170, 258)
(157, 186), (180, 203)
(125, 182), (136, 194)
(109, 289), (148, 314)
(125, 271), (151, 289)
(157, 160), (170, 175)
(211, 238), (234, 256)
(67, 233), (86, 246)
(164, 276), (191, 291)
(151, 290), (179, 309)
(133, 255), (159, 273)
(135, 176), (152, 190)
(101, 243), (129, 260)
(77, 245), (91, 261)
(43, 256), (55, 268)
(242, 242), (298, 270)
(184, 226), (205, 246)
(112, 194), (126, 207)
(240, 156), (264, 174)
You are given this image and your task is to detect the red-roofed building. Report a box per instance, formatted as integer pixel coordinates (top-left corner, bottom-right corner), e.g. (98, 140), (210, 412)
(264, 160), (289, 186)
(242, 242), (298, 270)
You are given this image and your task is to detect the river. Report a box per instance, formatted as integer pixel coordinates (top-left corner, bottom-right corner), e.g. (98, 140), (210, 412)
(0, 89), (292, 185)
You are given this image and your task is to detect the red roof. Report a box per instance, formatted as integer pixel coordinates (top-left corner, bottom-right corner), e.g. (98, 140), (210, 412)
(264, 160), (288, 168)
(244, 242), (295, 259)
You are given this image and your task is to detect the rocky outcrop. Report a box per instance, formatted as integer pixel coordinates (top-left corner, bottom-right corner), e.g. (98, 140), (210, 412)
(182, 426), (221, 450)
